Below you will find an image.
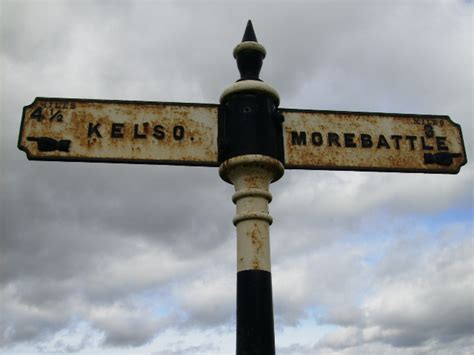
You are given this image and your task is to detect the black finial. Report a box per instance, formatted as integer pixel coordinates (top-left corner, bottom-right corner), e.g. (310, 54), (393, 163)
(235, 20), (265, 81)
(242, 20), (258, 42)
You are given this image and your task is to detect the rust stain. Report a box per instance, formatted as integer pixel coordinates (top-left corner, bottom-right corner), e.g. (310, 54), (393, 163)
(248, 223), (263, 255)
(252, 258), (260, 269)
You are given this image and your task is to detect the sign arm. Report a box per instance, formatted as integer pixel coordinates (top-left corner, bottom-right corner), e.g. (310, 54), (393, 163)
(280, 108), (467, 174)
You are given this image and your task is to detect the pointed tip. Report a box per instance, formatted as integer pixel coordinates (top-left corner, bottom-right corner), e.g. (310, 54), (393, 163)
(242, 19), (258, 42)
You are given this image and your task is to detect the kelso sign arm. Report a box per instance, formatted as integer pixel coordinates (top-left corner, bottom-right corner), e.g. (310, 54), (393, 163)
(19, 99), (220, 167)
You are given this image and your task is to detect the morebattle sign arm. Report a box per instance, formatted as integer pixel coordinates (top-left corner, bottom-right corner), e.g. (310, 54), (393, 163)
(281, 108), (467, 174)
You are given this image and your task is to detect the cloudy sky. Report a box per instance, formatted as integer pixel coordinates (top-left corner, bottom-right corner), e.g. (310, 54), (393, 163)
(1, 0), (473, 354)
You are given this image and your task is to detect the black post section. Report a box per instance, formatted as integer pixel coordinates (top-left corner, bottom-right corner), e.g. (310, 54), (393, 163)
(237, 270), (275, 355)
(218, 20), (284, 165)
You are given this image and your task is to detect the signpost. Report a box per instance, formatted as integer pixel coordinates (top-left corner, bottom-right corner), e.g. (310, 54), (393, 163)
(18, 20), (467, 355)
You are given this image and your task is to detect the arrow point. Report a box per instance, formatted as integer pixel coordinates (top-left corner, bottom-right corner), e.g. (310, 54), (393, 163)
(242, 20), (258, 42)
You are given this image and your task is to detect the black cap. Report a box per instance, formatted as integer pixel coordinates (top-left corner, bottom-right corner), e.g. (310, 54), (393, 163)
(235, 20), (265, 81)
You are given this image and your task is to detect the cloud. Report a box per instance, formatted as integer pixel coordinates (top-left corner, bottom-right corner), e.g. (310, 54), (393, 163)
(176, 273), (235, 328)
(1, 283), (73, 345)
(153, 342), (219, 355)
(272, 242), (372, 326)
(88, 302), (174, 347)
(317, 234), (474, 351)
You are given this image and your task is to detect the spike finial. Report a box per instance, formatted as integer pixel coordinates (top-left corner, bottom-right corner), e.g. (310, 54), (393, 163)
(242, 20), (258, 42)
(233, 20), (267, 81)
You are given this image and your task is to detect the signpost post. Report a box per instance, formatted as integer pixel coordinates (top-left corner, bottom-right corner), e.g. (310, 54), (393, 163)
(18, 20), (467, 355)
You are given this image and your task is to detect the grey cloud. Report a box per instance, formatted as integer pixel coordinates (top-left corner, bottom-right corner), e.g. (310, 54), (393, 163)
(153, 342), (219, 355)
(88, 302), (175, 347)
(176, 270), (235, 328)
(270, 168), (473, 258)
(1, 151), (234, 282)
(272, 242), (373, 325)
(318, 236), (474, 350)
(1, 284), (74, 345)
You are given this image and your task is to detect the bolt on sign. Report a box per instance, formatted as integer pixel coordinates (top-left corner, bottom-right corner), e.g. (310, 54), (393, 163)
(19, 99), (466, 174)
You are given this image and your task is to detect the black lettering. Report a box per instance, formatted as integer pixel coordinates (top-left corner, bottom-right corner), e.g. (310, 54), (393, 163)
(406, 135), (417, 150)
(424, 124), (434, 138)
(88, 123), (102, 138)
(50, 110), (63, 122)
(377, 135), (390, 149)
(311, 132), (323, 146)
(153, 125), (165, 140)
(31, 107), (43, 121)
(421, 136), (433, 150)
(328, 132), (341, 147)
(173, 125), (185, 140)
(436, 136), (449, 151)
(344, 133), (356, 148)
(134, 123), (148, 139)
(111, 123), (124, 138)
(390, 135), (402, 150)
(361, 134), (373, 148)
(291, 131), (307, 145)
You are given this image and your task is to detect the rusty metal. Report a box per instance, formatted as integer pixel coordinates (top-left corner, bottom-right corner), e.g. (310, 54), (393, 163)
(282, 108), (467, 174)
(18, 97), (219, 166)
